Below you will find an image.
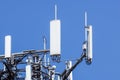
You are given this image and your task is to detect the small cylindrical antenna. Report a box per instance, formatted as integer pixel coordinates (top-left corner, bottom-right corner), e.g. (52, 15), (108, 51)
(43, 36), (47, 50)
(55, 4), (57, 20)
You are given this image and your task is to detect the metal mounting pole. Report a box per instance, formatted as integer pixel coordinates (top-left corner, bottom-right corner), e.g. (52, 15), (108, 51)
(43, 36), (47, 66)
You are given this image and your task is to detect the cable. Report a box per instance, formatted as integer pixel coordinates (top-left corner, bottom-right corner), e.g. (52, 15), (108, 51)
(62, 53), (86, 80)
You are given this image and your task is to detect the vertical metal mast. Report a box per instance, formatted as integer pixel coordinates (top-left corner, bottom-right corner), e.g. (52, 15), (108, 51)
(43, 36), (47, 66)
(85, 11), (88, 41)
(55, 4), (57, 20)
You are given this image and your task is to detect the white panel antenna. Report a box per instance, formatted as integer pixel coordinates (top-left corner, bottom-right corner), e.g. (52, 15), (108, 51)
(25, 64), (32, 80)
(50, 5), (61, 56)
(25, 57), (32, 80)
(87, 25), (93, 63)
(5, 35), (11, 58)
(84, 12), (93, 64)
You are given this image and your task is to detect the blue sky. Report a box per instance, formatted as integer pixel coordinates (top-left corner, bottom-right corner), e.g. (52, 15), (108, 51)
(0, 0), (120, 80)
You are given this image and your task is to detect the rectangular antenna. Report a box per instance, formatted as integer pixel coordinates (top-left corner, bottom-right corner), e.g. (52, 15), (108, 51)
(50, 20), (61, 56)
(25, 64), (32, 80)
(87, 25), (93, 62)
(5, 35), (11, 58)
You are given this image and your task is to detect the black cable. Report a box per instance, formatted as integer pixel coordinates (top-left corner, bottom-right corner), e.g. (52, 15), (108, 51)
(0, 61), (14, 80)
(62, 53), (86, 80)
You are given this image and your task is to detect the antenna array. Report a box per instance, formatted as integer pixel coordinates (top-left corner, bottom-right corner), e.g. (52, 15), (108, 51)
(0, 5), (93, 80)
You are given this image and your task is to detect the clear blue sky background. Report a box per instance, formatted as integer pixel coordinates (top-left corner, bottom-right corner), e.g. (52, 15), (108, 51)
(0, 0), (120, 80)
